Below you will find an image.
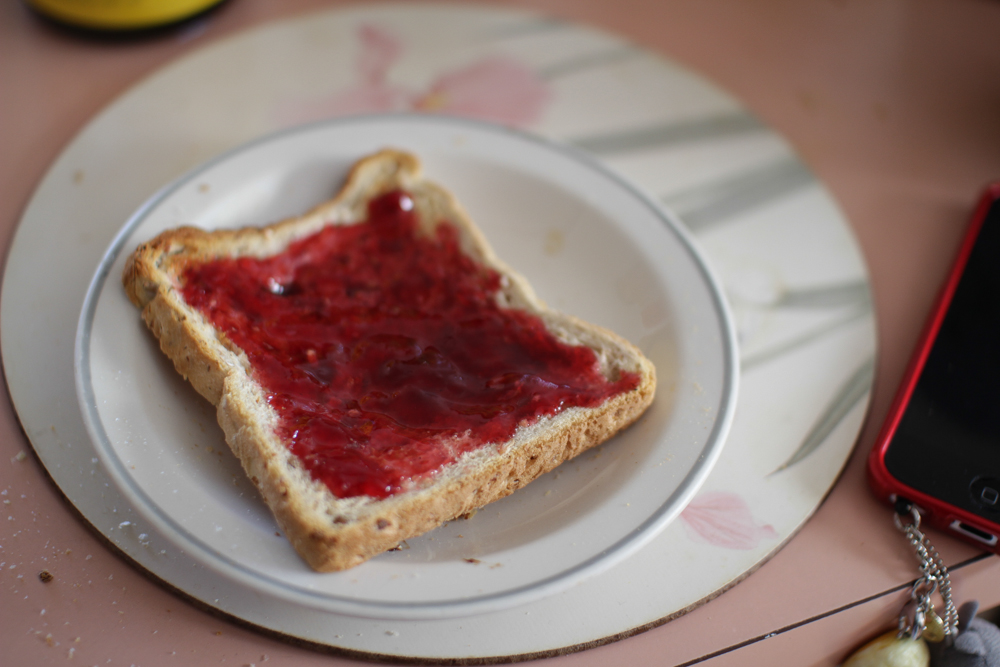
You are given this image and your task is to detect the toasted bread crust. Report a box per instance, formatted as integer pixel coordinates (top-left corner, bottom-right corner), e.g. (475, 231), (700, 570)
(123, 149), (656, 571)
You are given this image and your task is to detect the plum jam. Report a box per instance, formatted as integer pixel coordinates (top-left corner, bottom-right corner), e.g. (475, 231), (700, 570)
(181, 191), (639, 499)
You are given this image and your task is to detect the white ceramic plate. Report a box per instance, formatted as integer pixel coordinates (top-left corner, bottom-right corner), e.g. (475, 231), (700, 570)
(4, 5), (874, 657)
(74, 115), (738, 620)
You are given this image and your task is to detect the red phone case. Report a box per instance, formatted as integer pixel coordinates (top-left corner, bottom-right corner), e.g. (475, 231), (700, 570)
(868, 182), (1000, 550)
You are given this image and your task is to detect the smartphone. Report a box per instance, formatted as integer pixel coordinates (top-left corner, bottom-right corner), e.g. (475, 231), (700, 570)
(869, 182), (1000, 552)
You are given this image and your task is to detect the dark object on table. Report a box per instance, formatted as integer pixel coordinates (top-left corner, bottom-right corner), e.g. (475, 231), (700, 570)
(930, 601), (1000, 667)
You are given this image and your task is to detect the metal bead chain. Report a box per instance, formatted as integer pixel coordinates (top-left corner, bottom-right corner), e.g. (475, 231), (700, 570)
(894, 504), (959, 641)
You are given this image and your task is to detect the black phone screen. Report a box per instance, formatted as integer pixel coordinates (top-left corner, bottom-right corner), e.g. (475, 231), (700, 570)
(885, 199), (1000, 522)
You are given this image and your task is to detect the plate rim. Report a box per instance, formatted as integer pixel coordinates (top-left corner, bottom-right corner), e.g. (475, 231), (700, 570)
(74, 112), (739, 620)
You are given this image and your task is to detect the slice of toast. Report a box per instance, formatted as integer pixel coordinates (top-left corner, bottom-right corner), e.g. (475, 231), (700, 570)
(122, 149), (656, 571)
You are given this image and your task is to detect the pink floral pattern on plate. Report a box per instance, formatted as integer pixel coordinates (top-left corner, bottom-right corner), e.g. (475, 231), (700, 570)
(680, 491), (778, 550)
(275, 25), (550, 127)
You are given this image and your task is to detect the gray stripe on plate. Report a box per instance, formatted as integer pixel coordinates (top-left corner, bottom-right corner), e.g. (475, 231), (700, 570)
(568, 112), (765, 155)
(665, 157), (813, 233)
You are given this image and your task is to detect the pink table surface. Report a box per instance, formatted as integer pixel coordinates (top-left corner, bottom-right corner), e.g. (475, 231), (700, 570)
(3, 1), (1000, 665)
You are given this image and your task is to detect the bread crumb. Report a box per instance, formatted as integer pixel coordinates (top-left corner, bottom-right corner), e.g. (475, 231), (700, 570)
(39, 570), (53, 583)
(543, 229), (565, 256)
(463, 558), (481, 564)
(13, 451), (27, 462)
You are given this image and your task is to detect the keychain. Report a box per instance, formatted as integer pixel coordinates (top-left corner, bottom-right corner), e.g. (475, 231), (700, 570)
(894, 501), (959, 646)
(843, 500), (1000, 667)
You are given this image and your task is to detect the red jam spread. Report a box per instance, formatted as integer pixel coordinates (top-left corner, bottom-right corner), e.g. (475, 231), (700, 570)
(181, 190), (639, 499)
